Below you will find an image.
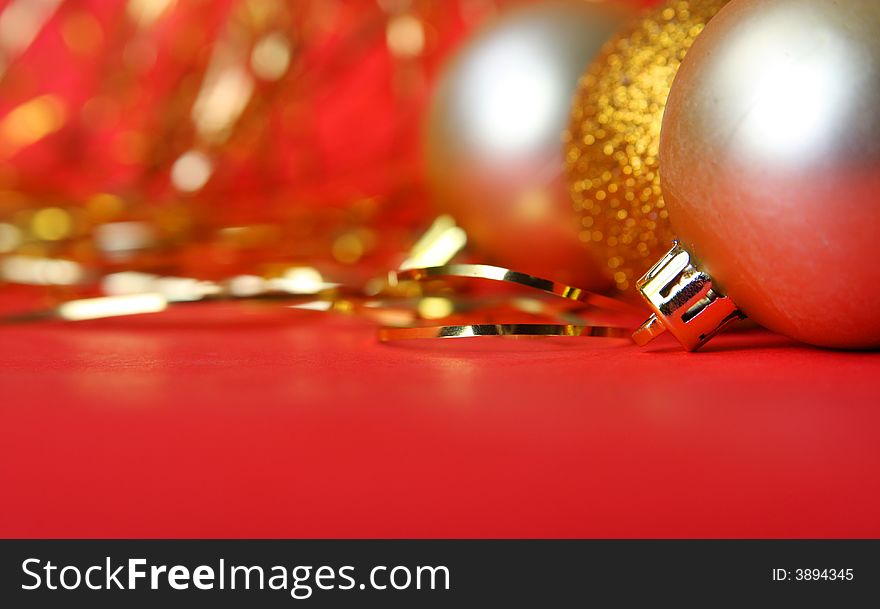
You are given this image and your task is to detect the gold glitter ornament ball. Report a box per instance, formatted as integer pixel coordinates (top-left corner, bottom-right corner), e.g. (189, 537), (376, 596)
(564, 0), (729, 294)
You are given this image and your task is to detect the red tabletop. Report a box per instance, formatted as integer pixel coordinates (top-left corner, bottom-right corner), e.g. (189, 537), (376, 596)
(1, 301), (878, 538)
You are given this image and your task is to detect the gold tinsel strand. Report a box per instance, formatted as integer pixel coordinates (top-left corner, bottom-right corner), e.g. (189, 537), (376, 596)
(564, 0), (729, 293)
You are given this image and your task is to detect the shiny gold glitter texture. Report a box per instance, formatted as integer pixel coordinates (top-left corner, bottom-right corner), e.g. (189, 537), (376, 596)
(564, 0), (729, 293)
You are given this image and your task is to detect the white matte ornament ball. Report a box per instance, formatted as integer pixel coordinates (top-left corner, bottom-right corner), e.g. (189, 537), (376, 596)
(425, 1), (632, 288)
(660, 0), (880, 348)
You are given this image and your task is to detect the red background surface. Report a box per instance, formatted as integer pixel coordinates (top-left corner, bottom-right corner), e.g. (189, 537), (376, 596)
(2, 300), (878, 538)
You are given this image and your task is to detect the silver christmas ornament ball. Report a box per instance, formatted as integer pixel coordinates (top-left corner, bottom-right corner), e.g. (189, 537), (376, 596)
(660, 0), (880, 348)
(425, 1), (632, 288)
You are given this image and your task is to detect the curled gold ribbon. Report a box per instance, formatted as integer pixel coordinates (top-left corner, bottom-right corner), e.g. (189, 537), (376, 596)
(393, 264), (639, 314)
(379, 323), (631, 341)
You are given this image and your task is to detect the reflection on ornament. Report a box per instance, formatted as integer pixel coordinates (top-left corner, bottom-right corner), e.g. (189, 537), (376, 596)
(426, 1), (632, 288)
(565, 0), (729, 294)
(655, 0), (880, 349)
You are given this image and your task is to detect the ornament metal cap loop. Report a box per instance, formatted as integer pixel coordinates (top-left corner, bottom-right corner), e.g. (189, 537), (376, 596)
(633, 242), (745, 351)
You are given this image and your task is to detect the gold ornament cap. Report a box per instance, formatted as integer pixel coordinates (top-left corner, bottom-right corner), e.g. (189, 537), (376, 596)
(633, 242), (745, 351)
